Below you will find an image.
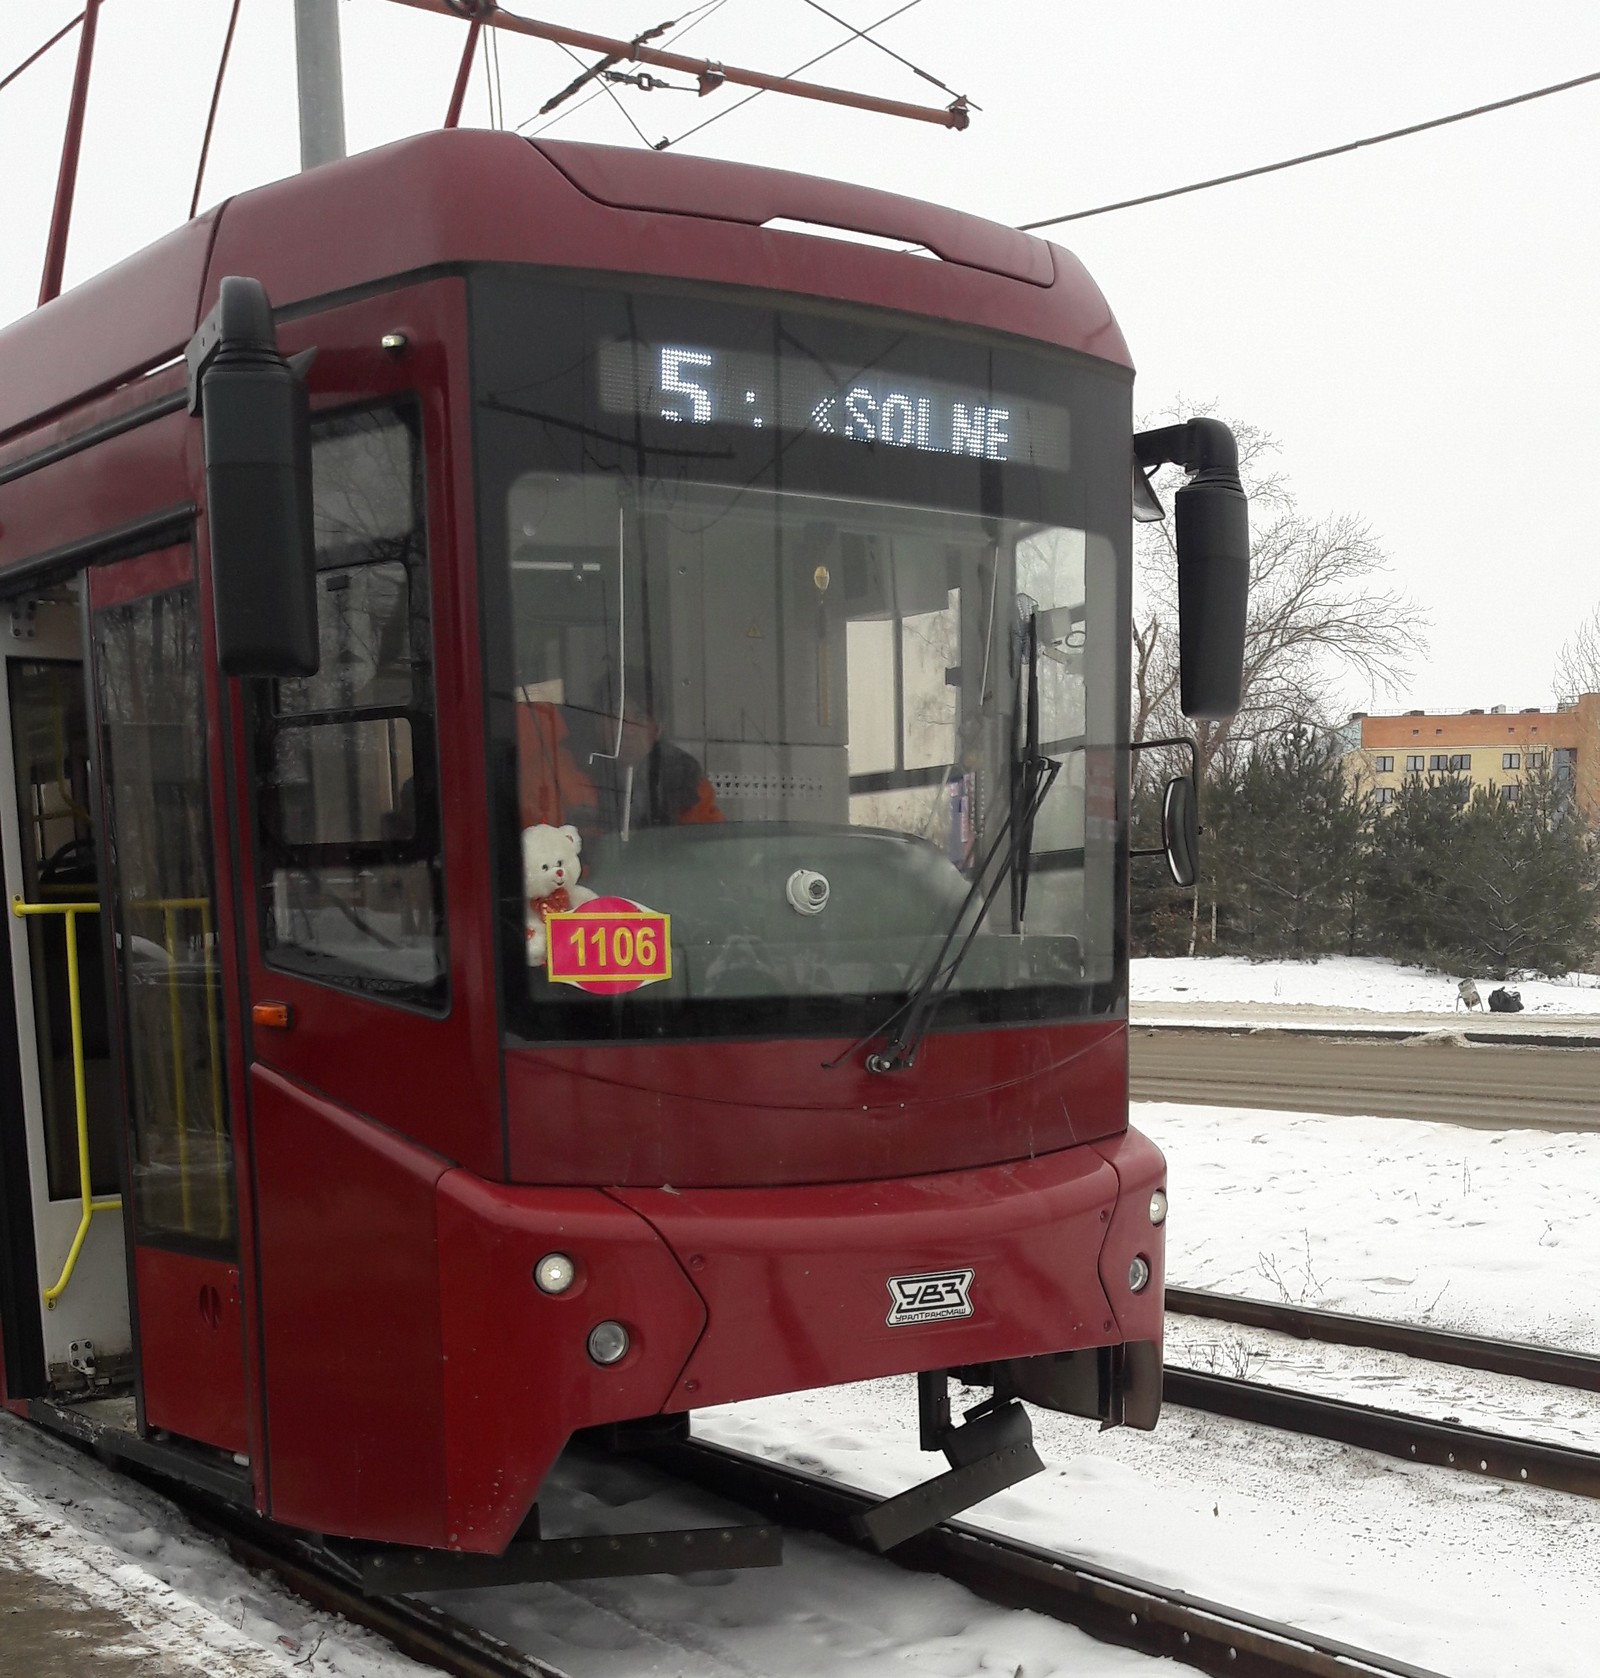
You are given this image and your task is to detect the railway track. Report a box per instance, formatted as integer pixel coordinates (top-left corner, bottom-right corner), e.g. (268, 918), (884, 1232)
(1165, 1287), (1600, 1500)
(129, 1435), (1452, 1678)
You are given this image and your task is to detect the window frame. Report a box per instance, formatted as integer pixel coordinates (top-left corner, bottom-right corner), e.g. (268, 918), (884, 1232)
(248, 395), (449, 1013)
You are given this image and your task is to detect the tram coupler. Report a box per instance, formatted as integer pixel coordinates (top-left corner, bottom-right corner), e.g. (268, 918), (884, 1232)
(853, 1371), (1044, 1553)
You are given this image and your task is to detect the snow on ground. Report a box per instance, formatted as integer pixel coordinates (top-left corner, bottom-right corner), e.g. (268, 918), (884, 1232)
(5, 1097), (1599, 1677)
(0, 1418), (431, 1678)
(698, 1099), (1600, 1678)
(1148, 1100), (1600, 1351)
(1132, 954), (1600, 1017)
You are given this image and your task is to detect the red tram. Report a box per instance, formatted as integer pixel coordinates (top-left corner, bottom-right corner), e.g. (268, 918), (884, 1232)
(0, 130), (1246, 1568)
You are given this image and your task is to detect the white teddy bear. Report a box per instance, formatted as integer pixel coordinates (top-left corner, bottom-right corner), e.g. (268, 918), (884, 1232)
(522, 823), (597, 966)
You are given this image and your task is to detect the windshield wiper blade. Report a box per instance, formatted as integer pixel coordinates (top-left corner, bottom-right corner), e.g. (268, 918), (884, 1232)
(863, 611), (1058, 1074)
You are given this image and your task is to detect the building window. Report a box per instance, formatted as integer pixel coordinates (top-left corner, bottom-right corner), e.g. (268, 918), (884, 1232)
(1529, 750), (1546, 768)
(1503, 752), (1520, 769)
(1429, 754), (1449, 771)
(1449, 754), (1471, 771)
(1374, 755), (1394, 773)
(1434, 727), (1443, 735)
(1405, 754), (1425, 773)
(1375, 786), (1396, 807)
(1503, 784), (1521, 803)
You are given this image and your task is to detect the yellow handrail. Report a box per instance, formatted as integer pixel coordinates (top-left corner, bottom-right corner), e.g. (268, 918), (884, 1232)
(11, 897), (119, 1309)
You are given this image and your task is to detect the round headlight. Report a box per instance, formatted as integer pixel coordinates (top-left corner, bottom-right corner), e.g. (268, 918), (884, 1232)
(587, 1320), (630, 1365)
(534, 1252), (576, 1295)
(1128, 1254), (1151, 1294)
(1149, 1189), (1168, 1227)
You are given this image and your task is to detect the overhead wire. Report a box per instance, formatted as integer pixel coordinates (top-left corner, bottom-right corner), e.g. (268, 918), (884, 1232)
(655, 0), (923, 152)
(553, 39), (656, 149)
(797, 0), (966, 104)
(522, 0), (731, 137)
(1019, 66), (1600, 230)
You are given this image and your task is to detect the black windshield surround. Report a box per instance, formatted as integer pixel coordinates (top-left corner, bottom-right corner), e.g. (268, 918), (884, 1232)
(471, 269), (1131, 1046)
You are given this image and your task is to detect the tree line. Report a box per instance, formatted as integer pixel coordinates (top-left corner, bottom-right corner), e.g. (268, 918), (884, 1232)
(1132, 729), (1600, 977)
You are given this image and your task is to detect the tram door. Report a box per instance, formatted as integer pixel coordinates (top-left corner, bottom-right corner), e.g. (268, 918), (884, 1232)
(84, 549), (248, 1453)
(0, 581), (129, 1393)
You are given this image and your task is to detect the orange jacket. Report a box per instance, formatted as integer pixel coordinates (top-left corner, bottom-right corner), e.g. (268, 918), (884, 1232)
(517, 703), (722, 835)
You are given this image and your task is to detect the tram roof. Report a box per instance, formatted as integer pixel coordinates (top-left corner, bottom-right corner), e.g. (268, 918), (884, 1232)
(0, 129), (1131, 445)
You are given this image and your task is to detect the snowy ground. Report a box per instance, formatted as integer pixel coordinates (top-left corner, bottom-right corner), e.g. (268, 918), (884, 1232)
(4, 1097), (1598, 1676)
(1132, 954), (1600, 1019)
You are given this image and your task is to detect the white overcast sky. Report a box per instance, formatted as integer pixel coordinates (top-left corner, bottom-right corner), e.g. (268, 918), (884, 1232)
(3, 0), (1598, 713)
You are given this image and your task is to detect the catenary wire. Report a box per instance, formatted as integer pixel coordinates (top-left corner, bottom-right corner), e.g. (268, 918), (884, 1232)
(1019, 66), (1600, 230)
(554, 39), (656, 148)
(798, 0), (966, 101)
(656, 0), (923, 151)
(522, 0), (731, 136)
(0, 10), (89, 99)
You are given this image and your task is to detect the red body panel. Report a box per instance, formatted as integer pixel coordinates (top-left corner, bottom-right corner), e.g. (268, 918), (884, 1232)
(199, 131), (1128, 367)
(134, 1248), (248, 1456)
(0, 392), (189, 577)
(436, 1171), (706, 1552)
(1092, 1127), (1167, 1345)
(0, 214), (218, 442)
(507, 1019), (1128, 1186)
(228, 281), (503, 1182)
(616, 1144), (1123, 1411)
(250, 1065), (450, 1543)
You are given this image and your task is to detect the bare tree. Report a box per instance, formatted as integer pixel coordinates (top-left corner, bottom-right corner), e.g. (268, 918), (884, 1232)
(1555, 601), (1600, 701)
(1132, 411), (1426, 780)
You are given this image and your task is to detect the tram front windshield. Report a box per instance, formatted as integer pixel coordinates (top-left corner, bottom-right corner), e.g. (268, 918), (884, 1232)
(473, 271), (1130, 1044)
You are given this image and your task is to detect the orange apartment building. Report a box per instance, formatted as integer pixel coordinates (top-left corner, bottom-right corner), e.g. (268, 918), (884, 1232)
(1345, 694), (1600, 827)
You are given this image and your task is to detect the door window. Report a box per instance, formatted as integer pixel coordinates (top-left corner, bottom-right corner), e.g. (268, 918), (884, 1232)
(93, 586), (233, 1246)
(252, 402), (445, 1007)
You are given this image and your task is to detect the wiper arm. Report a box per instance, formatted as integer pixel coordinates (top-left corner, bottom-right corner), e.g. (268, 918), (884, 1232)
(862, 753), (1057, 1073)
(863, 614), (1058, 1074)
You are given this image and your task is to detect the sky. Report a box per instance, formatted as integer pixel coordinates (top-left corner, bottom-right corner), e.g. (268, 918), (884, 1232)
(3, 0), (1599, 714)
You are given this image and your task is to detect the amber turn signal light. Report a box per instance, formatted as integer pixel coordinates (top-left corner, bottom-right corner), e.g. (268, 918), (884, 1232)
(252, 1002), (293, 1029)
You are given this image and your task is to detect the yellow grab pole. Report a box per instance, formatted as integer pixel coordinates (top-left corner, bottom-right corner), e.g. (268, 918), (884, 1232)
(11, 897), (119, 1308)
(161, 904), (193, 1233)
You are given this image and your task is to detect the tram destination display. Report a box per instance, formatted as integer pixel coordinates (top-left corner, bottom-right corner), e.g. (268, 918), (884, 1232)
(598, 340), (1071, 467)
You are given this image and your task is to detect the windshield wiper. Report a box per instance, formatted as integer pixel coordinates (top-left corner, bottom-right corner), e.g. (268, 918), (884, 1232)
(859, 610), (1058, 1074)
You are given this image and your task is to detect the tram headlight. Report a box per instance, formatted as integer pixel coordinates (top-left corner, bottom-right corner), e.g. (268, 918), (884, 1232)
(534, 1252), (576, 1295)
(1148, 1189), (1168, 1226)
(1128, 1254), (1152, 1294)
(587, 1320), (631, 1365)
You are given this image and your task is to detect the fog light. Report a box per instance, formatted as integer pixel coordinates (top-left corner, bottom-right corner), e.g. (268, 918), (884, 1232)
(534, 1252), (576, 1295)
(1149, 1189), (1168, 1226)
(588, 1320), (630, 1365)
(1128, 1254), (1151, 1293)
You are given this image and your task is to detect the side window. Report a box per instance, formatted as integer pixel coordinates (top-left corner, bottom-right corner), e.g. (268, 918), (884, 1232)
(253, 401), (446, 1007)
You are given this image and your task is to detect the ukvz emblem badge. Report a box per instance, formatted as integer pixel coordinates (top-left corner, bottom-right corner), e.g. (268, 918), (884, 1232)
(886, 1268), (974, 1326)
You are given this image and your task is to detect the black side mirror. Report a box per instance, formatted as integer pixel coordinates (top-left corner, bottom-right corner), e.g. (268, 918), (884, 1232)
(187, 276), (319, 677)
(1130, 735), (1201, 887)
(1161, 773), (1198, 887)
(1134, 418), (1249, 720)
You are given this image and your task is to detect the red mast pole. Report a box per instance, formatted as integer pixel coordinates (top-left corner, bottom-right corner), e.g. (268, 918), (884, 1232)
(444, 17), (484, 129)
(39, 0), (101, 307)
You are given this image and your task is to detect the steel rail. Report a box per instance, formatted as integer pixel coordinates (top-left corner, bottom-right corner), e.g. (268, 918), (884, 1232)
(1163, 1368), (1600, 1501)
(134, 1478), (568, 1678)
(1168, 1286), (1600, 1393)
(651, 1438), (1451, 1678)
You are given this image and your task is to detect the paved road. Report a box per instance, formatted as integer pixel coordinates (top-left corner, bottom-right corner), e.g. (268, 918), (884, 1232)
(1129, 1026), (1600, 1129)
